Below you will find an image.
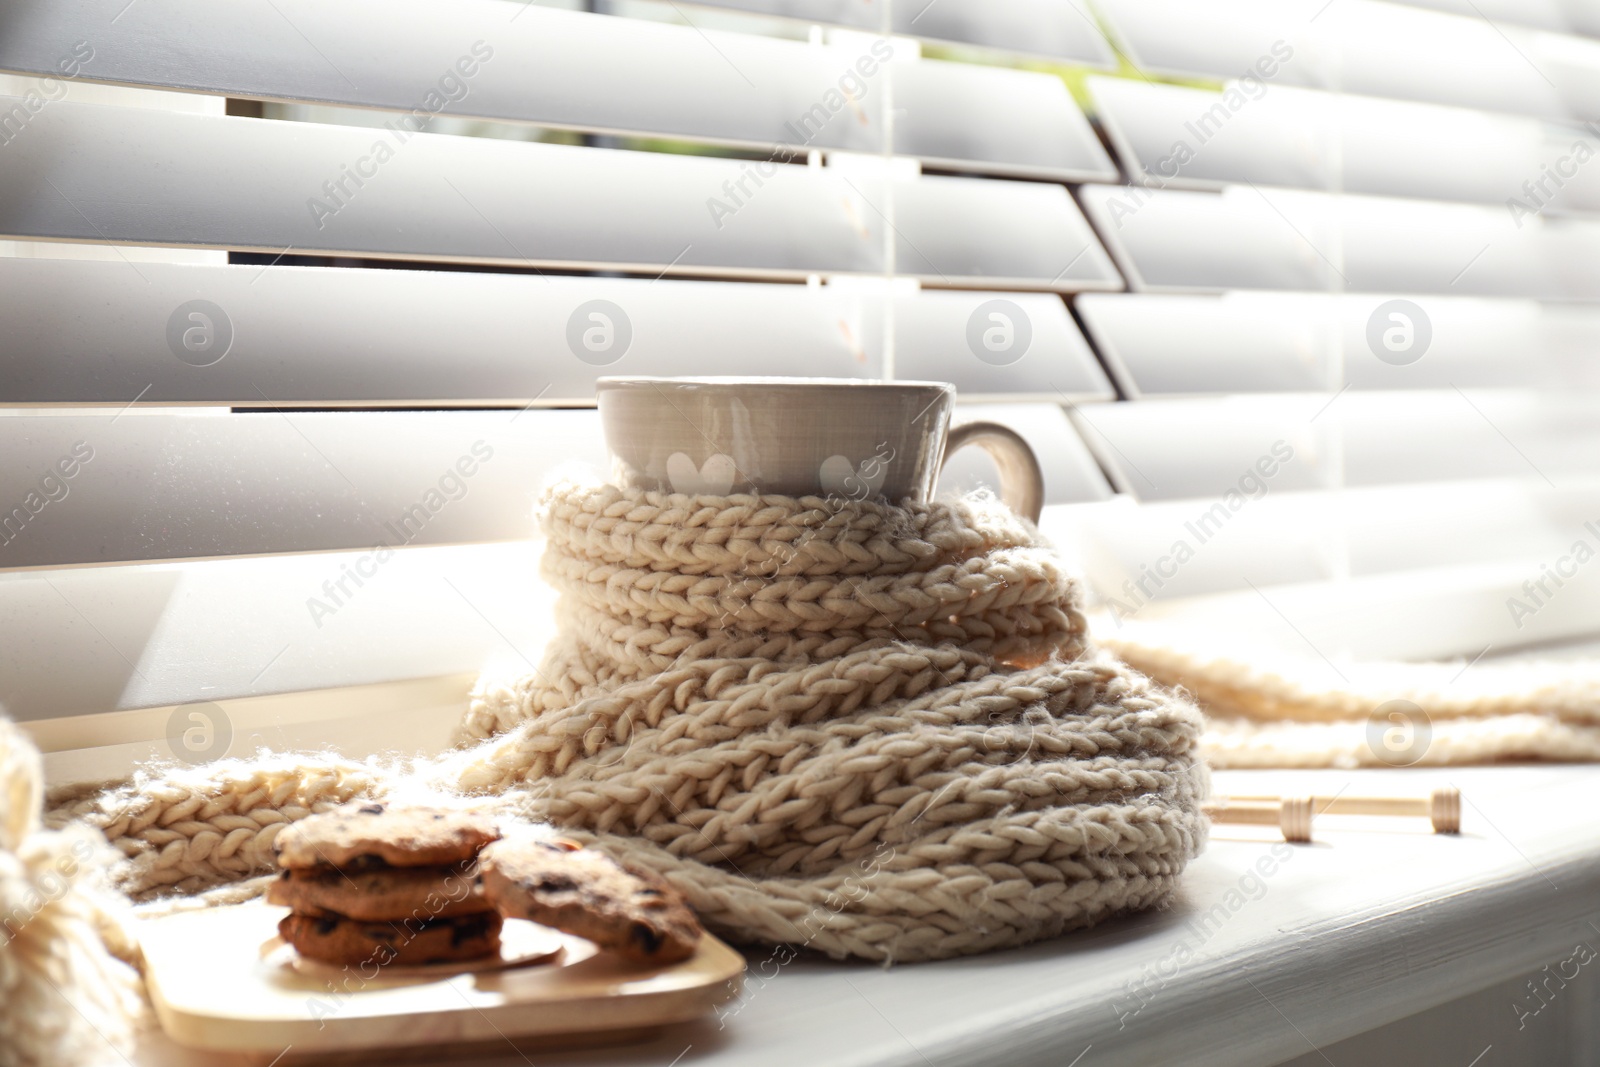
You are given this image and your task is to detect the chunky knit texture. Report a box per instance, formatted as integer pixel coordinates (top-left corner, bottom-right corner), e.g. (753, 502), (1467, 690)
(459, 485), (1210, 960)
(0, 720), (143, 1067)
(1102, 623), (1600, 767)
(10, 484), (1208, 1058)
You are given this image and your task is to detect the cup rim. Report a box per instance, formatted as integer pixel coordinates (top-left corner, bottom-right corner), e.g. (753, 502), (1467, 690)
(596, 376), (954, 393)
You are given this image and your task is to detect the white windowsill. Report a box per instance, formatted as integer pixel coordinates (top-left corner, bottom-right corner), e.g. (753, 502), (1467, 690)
(110, 763), (1600, 1067)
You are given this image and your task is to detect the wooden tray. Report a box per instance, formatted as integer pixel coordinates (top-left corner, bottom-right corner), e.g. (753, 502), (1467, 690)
(139, 901), (744, 1062)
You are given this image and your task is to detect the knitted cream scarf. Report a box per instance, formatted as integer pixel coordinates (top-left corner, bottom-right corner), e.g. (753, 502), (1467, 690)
(1100, 621), (1600, 767)
(13, 485), (1209, 1064)
(455, 485), (1209, 960)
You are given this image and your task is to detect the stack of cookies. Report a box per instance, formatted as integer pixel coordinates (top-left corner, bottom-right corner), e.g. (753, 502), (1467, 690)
(269, 801), (705, 970)
(268, 803), (505, 967)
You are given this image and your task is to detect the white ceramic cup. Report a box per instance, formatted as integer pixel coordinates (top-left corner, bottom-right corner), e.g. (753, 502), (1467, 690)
(595, 376), (1044, 521)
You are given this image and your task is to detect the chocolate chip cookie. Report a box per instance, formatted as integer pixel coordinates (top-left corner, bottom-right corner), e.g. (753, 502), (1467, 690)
(274, 803), (499, 870)
(278, 909), (503, 966)
(479, 841), (702, 965)
(266, 859), (487, 922)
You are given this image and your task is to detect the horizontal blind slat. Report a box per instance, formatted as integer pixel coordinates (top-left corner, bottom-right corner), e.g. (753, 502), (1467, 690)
(1078, 561), (1600, 661)
(676, 0), (1115, 64)
(1060, 480), (1600, 604)
(0, 99), (1120, 290)
(1077, 293), (1600, 395)
(1079, 184), (1600, 298)
(861, 294), (1115, 400)
(1090, 77), (1600, 213)
(1070, 392), (1600, 500)
(1377, 0), (1600, 38)
(0, 411), (607, 568)
(1097, 0), (1600, 122)
(0, 0), (1116, 181)
(0, 259), (1114, 405)
(0, 403), (1106, 568)
(0, 543), (547, 719)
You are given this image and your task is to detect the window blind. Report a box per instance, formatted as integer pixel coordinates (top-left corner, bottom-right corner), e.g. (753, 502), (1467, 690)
(0, 0), (1117, 180)
(3, 0), (1598, 742)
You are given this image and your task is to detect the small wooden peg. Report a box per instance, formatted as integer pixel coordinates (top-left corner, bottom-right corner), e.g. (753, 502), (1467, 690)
(1204, 786), (1461, 841)
(1201, 797), (1313, 843)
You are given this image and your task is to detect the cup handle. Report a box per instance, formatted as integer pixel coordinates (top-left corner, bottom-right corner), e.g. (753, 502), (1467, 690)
(941, 421), (1045, 523)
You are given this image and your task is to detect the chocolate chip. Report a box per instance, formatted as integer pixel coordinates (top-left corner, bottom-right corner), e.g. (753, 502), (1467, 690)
(450, 913), (493, 947)
(629, 922), (664, 954)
